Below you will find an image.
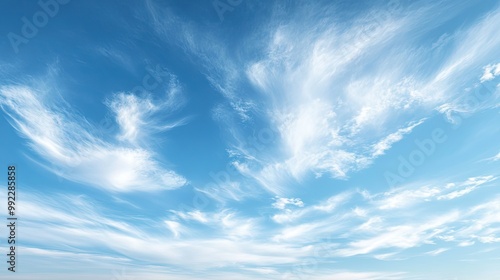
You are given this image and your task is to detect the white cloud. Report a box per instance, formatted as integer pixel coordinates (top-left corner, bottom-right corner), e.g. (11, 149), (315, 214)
(2, 173), (498, 276)
(376, 176), (496, 209)
(0, 85), (187, 192)
(358, 217), (384, 232)
(486, 151), (500, 161)
(480, 63), (500, 82)
(170, 209), (259, 240)
(170, 209), (209, 223)
(165, 220), (184, 238)
(424, 248), (449, 256)
(147, 1), (500, 197)
(373, 252), (402, 261)
(438, 176), (496, 200)
(334, 211), (460, 257)
(455, 196), (500, 245)
(429, 8), (500, 120)
(245, 11), (448, 188)
(272, 197), (304, 210)
(2, 190), (311, 272)
(371, 119), (426, 157)
(108, 93), (156, 143)
(106, 76), (187, 144)
(143, 0), (254, 122)
(272, 192), (352, 224)
(477, 236), (500, 243)
(432, 7), (500, 85)
(458, 241), (475, 247)
(378, 186), (441, 210)
(6, 245), (407, 280)
(142, 1), (432, 195)
(195, 180), (259, 203)
(263, 174), (500, 258)
(336, 177), (500, 257)
(2, 1), (500, 278)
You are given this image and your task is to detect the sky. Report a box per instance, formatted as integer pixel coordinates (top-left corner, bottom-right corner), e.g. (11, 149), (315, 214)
(0, 0), (499, 279)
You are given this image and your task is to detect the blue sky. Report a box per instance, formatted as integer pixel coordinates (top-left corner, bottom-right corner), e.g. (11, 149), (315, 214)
(0, 0), (499, 279)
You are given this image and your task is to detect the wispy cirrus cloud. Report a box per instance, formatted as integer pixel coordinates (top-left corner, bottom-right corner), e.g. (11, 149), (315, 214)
(140, 0), (500, 197)
(4, 244), (407, 280)
(271, 191), (352, 224)
(485, 151), (500, 162)
(1, 1), (499, 279)
(262, 175), (500, 258)
(335, 176), (499, 257)
(371, 119), (426, 157)
(375, 176), (496, 209)
(334, 211), (461, 257)
(141, 0), (255, 121)
(5, 190), (310, 271)
(424, 248), (449, 256)
(0, 84), (187, 192)
(138, 1), (499, 195)
(272, 197), (304, 210)
(106, 76), (188, 145)
(238, 2), (500, 195)
(0, 188), (413, 279)
(1, 173), (498, 278)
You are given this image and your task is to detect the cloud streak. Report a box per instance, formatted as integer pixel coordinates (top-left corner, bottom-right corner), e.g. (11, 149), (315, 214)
(0, 84), (187, 192)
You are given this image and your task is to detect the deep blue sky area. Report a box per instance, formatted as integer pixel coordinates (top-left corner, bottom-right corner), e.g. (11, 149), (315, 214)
(0, 0), (499, 279)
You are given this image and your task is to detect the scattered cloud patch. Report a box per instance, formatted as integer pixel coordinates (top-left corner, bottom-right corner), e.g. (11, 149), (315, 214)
(480, 63), (500, 82)
(376, 176), (496, 209)
(272, 197), (304, 210)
